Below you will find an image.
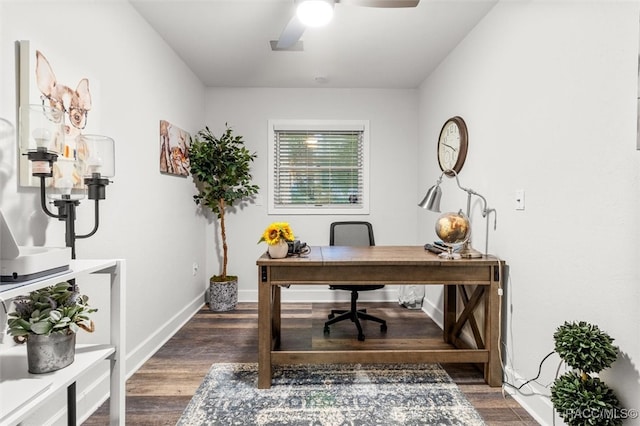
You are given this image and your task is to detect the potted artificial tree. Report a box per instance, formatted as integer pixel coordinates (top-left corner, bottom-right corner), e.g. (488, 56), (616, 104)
(7, 281), (97, 373)
(551, 321), (622, 426)
(189, 124), (259, 311)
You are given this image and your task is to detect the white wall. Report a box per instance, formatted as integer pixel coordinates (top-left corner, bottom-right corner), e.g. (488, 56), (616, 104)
(418, 1), (640, 425)
(0, 1), (206, 423)
(204, 87), (420, 301)
(2, 1), (638, 425)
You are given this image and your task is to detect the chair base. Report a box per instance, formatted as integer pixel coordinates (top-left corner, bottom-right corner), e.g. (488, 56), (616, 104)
(323, 292), (387, 341)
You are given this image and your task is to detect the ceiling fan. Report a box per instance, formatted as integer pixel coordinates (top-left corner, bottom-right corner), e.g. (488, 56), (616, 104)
(273, 0), (420, 50)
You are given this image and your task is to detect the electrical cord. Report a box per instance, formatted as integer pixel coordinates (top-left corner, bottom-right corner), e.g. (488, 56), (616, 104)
(503, 350), (555, 391)
(288, 244), (311, 257)
(494, 256), (512, 393)
(494, 255), (556, 399)
(298, 244), (311, 256)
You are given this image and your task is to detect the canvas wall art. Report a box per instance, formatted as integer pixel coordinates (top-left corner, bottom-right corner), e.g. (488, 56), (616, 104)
(159, 120), (190, 177)
(17, 40), (101, 188)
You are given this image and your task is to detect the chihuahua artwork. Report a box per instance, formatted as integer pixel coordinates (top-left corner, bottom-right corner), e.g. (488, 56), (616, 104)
(35, 49), (92, 188)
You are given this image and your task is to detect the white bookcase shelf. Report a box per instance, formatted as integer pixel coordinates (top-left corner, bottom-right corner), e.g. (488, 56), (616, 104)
(0, 259), (125, 425)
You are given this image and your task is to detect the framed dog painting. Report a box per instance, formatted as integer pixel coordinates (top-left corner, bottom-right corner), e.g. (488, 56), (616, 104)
(17, 40), (101, 188)
(159, 120), (190, 177)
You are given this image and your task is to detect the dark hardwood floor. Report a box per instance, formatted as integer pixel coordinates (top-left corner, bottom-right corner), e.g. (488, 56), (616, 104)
(85, 302), (539, 425)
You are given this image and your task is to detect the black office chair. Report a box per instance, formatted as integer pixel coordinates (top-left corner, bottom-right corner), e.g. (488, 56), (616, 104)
(323, 221), (387, 341)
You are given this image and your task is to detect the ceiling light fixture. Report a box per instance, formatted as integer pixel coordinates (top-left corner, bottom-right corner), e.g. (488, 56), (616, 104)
(296, 0), (335, 27)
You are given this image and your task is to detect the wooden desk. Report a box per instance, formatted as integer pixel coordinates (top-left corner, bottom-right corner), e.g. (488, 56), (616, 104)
(257, 246), (503, 389)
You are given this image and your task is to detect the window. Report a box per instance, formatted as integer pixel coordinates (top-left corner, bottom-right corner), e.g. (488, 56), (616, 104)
(268, 120), (369, 215)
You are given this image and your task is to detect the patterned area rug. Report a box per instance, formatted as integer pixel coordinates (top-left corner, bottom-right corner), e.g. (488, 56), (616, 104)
(177, 363), (486, 425)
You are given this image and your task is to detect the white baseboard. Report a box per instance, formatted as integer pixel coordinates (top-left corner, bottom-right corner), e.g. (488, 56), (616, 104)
(125, 292), (205, 376)
(501, 364), (556, 426)
(421, 295), (444, 329)
(239, 285), (403, 303)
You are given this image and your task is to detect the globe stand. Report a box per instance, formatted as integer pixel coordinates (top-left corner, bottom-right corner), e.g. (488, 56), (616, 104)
(458, 240), (483, 258)
(439, 246), (461, 260)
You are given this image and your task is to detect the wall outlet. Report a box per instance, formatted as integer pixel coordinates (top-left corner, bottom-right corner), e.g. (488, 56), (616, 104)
(515, 189), (525, 210)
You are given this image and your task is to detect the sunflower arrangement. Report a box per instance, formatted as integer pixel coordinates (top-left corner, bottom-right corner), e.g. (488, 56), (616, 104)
(259, 222), (294, 245)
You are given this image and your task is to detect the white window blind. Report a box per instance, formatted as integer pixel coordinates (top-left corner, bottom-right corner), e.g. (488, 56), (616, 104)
(268, 120), (369, 215)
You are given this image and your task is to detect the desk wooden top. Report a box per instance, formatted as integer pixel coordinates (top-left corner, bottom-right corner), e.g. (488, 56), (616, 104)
(257, 245), (501, 267)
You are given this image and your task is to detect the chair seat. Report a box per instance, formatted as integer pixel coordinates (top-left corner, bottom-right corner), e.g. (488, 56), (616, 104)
(330, 285), (385, 291)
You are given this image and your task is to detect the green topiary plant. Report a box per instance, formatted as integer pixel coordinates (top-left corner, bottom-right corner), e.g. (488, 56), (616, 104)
(550, 321), (622, 426)
(552, 372), (622, 425)
(189, 124), (259, 281)
(553, 321), (618, 376)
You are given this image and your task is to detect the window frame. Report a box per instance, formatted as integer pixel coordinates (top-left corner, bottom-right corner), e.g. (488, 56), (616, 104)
(267, 119), (370, 215)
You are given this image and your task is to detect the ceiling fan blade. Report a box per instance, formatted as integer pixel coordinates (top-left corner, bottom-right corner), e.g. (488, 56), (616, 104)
(276, 15), (306, 50)
(339, 0), (419, 7)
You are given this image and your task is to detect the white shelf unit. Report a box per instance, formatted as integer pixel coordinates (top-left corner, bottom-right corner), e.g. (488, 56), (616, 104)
(0, 259), (125, 425)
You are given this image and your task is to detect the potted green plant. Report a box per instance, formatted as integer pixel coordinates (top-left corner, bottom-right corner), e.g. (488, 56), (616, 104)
(550, 321), (622, 426)
(189, 124), (259, 311)
(7, 281), (97, 373)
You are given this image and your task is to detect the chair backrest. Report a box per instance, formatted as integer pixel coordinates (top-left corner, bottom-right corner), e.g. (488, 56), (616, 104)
(330, 221), (375, 247)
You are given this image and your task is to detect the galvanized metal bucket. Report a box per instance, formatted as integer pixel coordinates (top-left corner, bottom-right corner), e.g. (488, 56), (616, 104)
(26, 332), (76, 374)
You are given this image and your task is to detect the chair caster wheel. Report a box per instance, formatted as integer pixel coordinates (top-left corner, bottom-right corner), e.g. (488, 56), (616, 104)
(358, 334), (365, 341)
(381, 324), (387, 332)
(324, 326), (330, 334)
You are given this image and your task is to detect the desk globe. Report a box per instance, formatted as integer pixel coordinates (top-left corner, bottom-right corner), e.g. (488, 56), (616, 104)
(435, 211), (471, 259)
